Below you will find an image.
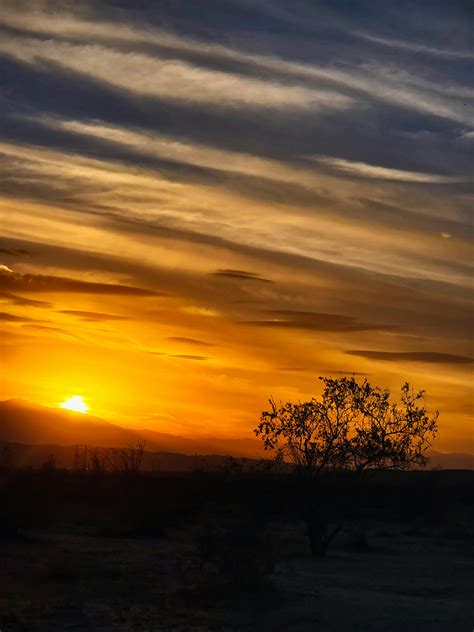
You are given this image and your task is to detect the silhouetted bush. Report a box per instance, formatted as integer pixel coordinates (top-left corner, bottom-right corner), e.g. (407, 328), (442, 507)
(173, 504), (276, 604)
(255, 376), (439, 556)
(0, 467), (472, 564)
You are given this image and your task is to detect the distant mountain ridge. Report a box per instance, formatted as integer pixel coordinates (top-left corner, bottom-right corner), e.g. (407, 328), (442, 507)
(0, 399), (472, 469)
(428, 450), (474, 470)
(0, 399), (262, 458)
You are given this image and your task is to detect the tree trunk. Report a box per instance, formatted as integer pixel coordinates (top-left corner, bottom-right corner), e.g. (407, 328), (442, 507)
(306, 509), (342, 557)
(307, 519), (327, 557)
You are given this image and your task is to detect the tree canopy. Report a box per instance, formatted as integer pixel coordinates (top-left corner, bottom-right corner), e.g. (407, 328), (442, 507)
(255, 376), (439, 478)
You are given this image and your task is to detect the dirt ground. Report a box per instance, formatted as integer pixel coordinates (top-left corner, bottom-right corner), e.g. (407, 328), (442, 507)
(1, 522), (472, 631)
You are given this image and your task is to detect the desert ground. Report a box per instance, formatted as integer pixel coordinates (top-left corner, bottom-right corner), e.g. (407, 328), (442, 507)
(1, 521), (472, 630)
(1, 469), (472, 631)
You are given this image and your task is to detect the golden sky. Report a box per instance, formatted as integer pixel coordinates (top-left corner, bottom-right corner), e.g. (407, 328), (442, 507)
(0, 1), (472, 452)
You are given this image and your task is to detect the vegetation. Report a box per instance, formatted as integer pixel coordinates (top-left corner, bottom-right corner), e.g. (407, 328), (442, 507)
(2, 379), (473, 630)
(77, 440), (146, 474)
(255, 376), (439, 555)
(0, 465), (472, 630)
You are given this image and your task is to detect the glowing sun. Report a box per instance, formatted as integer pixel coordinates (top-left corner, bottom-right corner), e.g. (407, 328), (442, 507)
(60, 395), (89, 414)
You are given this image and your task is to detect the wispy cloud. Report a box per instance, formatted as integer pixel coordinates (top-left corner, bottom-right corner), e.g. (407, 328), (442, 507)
(0, 0), (472, 447)
(59, 310), (130, 322)
(1, 4), (472, 125)
(1, 136), (471, 291)
(167, 337), (215, 347)
(0, 292), (51, 308)
(212, 270), (274, 283)
(0, 248), (31, 257)
(354, 31), (474, 60)
(170, 354), (210, 361)
(0, 33), (351, 112)
(29, 115), (347, 189)
(0, 268), (159, 296)
(242, 310), (391, 332)
(346, 350), (474, 365)
(22, 323), (84, 340)
(0, 311), (36, 323)
(312, 156), (465, 183)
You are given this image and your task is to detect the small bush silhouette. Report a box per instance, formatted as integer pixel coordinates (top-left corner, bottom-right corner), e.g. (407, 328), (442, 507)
(182, 509), (275, 601)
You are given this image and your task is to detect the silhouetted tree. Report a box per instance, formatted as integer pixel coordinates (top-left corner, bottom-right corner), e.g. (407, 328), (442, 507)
(118, 440), (146, 474)
(88, 447), (109, 474)
(0, 445), (12, 469)
(221, 455), (243, 475)
(255, 376), (439, 556)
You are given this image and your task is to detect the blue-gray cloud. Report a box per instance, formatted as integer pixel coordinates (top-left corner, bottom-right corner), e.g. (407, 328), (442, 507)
(0, 0), (472, 384)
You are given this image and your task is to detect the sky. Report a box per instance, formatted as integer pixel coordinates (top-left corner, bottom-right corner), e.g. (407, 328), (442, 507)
(0, 0), (472, 452)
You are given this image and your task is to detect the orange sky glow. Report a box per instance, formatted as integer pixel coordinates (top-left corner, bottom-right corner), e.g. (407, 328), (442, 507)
(0, 2), (472, 454)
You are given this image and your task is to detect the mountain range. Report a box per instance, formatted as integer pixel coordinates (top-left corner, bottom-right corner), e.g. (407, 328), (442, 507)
(0, 399), (472, 470)
(0, 398), (262, 458)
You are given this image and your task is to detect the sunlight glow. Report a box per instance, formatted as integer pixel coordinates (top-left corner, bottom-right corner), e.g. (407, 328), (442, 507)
(60, 395), (89, 414)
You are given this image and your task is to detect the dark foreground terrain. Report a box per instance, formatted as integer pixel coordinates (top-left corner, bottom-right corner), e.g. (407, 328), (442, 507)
(1, 468), (473, 631)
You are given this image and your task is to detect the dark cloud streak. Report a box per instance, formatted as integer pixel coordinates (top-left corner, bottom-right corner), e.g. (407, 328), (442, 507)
(212, 269), (274, 283)
(346, 350), (474, 365)
(0, 269), (161, 297)
(59, 310), (130, 322)
(243, 310), (393, 333)
(167, 337), (215, 347)
(170, 354), (209, 361)
(0, 292), (51, 308)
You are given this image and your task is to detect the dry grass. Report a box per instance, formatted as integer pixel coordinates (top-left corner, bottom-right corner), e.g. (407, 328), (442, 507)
(0, 520), (472, 631)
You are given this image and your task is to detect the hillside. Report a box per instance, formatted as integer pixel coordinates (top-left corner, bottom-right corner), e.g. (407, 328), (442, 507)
(0, 399), (140, 448)
(0, 399), (262, 458)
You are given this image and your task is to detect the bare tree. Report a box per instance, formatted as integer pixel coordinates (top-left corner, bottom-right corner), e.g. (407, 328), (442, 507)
(0, 445), (12, 469)
(255, 376), (438, 556)
(221, 455), (243, 475)
(88, 447), (110, 474)
(118, 440), (146, 474)
(41, 453), (57, 473)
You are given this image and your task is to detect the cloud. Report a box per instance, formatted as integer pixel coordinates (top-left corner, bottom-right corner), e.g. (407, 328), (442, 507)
(212, 269), (274, 283)
(312, 156), (466, 183)
(243, 310), (390, 332)
(0, 137), (471, 289)
(170, 354), (209, 361)
(181, 306), (220, 317)
(0, 0), (472, 447)
(22, 324), (83, 340)
(354, 31), (474, 61)
(1, 4), (471, 125)
(59, 310), (130, 321)
(0, 248), (31, 256)
(319, 370), (370, 376)
(32, 115), (345, 191)
(346, 350), (474, 365)
(0, 33), (352, 112)
(0, 268), (160, 296)
(0, 311), (36, 323)
(0, 292), (51, 308)
(167, 336), (215, 347)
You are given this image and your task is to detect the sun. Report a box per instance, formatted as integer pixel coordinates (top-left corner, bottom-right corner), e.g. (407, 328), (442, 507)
(60, 395), (90, 414)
